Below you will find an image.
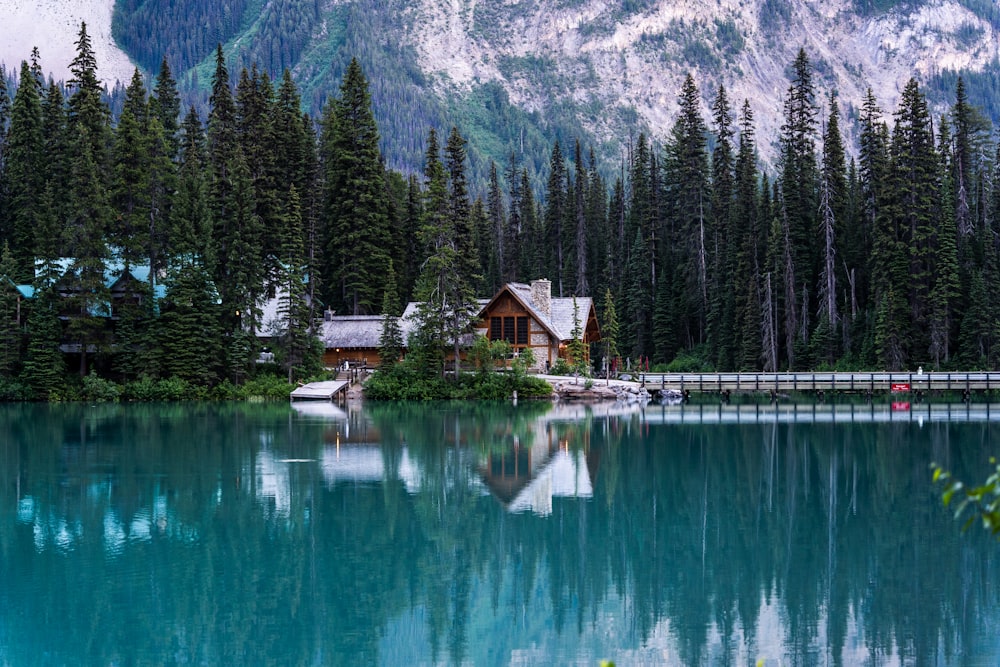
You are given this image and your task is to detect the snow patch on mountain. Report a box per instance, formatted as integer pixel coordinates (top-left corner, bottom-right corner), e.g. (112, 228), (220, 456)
(0, 0), (135, 85)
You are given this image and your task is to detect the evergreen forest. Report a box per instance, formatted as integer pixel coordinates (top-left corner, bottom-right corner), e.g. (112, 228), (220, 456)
(2, 24), (1000, 399)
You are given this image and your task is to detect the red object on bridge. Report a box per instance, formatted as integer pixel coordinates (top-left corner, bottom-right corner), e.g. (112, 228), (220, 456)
(891, 383), (911, 393)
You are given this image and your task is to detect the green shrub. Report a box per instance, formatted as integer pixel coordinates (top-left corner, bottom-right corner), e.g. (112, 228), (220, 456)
(0, 376), (33, 401)
(663, 350), (714, 373)
(211, 380), (240, 400)
(364, 365), (452, 400)
(364, 364), (552, 400)
(123, 376), (157, 401)
(123, 376), (202, 401)
(549, 358), (573, 376)
(238, 374), (295, 399)
(82, 372), (122, 402)
(515, 375), (554, 397)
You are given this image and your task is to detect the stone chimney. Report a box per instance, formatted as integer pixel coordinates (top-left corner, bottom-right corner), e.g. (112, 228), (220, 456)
(530, 279), (552, 321)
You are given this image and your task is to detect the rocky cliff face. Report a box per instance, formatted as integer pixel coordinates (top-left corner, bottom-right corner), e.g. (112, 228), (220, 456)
(0, 0), (133, 85)
(405, 0), (999, 153)
(2, 0), (997, 165)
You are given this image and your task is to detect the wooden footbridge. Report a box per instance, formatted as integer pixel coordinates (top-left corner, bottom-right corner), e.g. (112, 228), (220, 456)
(638, 371), (1000, 399)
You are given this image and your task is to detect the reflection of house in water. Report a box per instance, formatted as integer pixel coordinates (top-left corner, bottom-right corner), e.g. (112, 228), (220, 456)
(289, 401), (423, 491)
(479, 428), (600, 517)
(287, 402), (603, 515)
(318, 446), (422, 492)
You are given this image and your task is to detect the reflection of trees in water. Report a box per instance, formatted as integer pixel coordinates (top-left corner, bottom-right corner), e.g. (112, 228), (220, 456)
(0, 403), (998, 665)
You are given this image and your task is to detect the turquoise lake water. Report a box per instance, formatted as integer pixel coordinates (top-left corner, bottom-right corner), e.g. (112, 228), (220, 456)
(0, 399), (998, 665)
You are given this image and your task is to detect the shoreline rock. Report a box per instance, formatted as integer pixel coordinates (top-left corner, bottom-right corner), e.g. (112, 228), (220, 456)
(552, 379), (651, 403)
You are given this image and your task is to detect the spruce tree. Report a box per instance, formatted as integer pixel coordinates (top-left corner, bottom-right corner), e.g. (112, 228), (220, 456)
(606, 176), (626, 295)
(0, 73), (8, 229)
(709, 85), (735, 368)
(411, 128), (450, 376)
(414, 127), (481, 378)
(485, 161), (505, 292)
(208, 47), (238, 197)
(320, 58), (391, 315)
(445, 126), (480, 289)
(626, 135), (655, 357)
(400, 174), (423, 300)
(62, 25), (114, 375)
(5, 62), (45, 280)
(150, 57), (181, 160)
(67, 22), (110, 166)
(573, 139), (589, 297)
(159, 263), (224, 385)
(778, 49), (819, 368)
(207, 46), (237, 247)
(40, 83), (69, 250)
(0, 244), (22, 377)
(859, 88), (889, 364)
(814, 92), (846, 365)
(144, 113), (176, 278)
(236, 65), (280, 286)
(544, 141), (567, 294)
(892, 78), (939, 363)
(225, 148), (264, 376)
(929, 117), (960, 367)
(21, 281), (64, 399)
(733, 100), (762, 370)
(624, 229), (651, 360)
(275, 186), (317, 382)
(378, 260), (404, 369)
(62, 125), (113, 376)
(666, 74), (710, 348)
(503, 153), (523, 282)
(585, 149), (608, 296)
(171, 107), (213, 267)
(518, 169), (540, 280)
(601, 288), (620, 380)
(110, 69), (152, 264)
(567, 297), (586, 375)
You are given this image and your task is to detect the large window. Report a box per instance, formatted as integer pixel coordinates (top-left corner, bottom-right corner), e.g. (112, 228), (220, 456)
(489, 315), (530, 346)
(516, 317), (528, 345)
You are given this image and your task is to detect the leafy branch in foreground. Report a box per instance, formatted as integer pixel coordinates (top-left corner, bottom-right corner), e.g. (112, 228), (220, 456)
(932, 458), (1000, 539)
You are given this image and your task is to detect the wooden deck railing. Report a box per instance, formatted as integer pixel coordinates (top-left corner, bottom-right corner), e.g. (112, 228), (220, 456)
(637, 372), (1000, 394)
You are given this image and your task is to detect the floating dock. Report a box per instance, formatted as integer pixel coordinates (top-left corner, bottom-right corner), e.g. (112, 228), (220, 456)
(290, 380), (350, 401)
(638, 372), (1000, 398)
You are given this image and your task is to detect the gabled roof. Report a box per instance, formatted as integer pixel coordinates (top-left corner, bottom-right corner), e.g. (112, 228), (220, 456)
(258, 289), (318, 335)
(399, 299), (490, 344)
(16, 259), (169, 318)
(480, 282), (596, 342)
(0, 275), (28, 297)
(35, 258), (167, 300)
(319, 315), (384, 349)
(323, 284), (598, 351)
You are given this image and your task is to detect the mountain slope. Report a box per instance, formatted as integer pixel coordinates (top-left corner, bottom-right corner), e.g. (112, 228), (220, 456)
(402, 0), (1000, 153)
(2, 0), (998, 176)
(0, 0), (133, 84)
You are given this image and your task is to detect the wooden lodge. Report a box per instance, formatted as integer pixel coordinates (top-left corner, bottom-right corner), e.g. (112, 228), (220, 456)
(471, 279), (600, 372)
(319, 314), (384, 369)
(10, 259), (167, 361)
(315, 279), (600, 372)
